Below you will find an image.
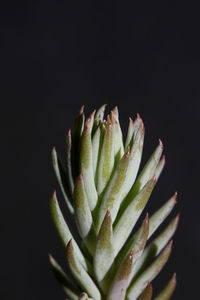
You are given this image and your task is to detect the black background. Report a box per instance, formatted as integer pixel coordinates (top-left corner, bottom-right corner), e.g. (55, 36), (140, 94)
(1, 1), (200, 299)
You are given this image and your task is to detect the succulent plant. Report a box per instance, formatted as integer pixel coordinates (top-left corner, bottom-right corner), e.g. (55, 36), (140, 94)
(49, 105), (179, 300)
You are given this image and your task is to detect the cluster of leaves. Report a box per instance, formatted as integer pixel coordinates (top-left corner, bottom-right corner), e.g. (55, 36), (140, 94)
(49, 105), (179, 300)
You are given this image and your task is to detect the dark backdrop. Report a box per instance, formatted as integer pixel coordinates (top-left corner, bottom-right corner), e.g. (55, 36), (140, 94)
(1, 1), (200, 299)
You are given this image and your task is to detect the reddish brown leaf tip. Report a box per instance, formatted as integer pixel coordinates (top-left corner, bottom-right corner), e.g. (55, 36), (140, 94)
(48, 253), (53, 260)
(51, 190), (56, 198)
(162, 155), (165, 161)
(174, 192), (178, 202)
(106, 209), (111, 217)
(175, 214), (180, 226)
(79, 105), (85, 114)
(126, 146), (130, 157)
(152, 175), (157, 183)
(51, 146), (56, 152)
(145, 213), (149, 223)
(147, 281), (152, 289)
(129, 250), (134, 259)
(137, 113), (141, 119)
(78, 173), (83, 181)
(66, 129), (71, 136)
(158, 139), (164, 150)
(67, 239), (73, 248)
(168, 240), (173, 248)
(107, 114), (112, 126)
(172, 273), (177, 282)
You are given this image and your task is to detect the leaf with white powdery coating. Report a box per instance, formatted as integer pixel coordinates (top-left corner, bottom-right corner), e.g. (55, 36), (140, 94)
(66, 240), (101, 300)
(80, 111), (98, 211)
(111, 107), (124, 163)
(65, 129), (74, 198)
(97, 115), (115, 195)
(131, 214), (179, 282)
(71, 105), (85, 179)
(124, 114), (141, 150)
(50, 192), (91, 272)
(73, 174), (93, 238)
(107, 250), (134, 300)
(49, 254), (79, 300)
(153, 274), (176, 300)
(127, 241), (173, 300)
(95, 147), (130, 233)
(113, 177), (155, 256)
(148, 193), (177, 238)
(94, 210), (114, 290)
(51, 147), (74, 213)
(128, 140), (163, 198)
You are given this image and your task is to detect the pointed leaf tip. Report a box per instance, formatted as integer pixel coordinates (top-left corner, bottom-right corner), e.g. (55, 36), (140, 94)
(51, 190), (56, 198)
(78, 173), (83, 180)
(158, 139), (164, 150)
(153, 175), (157, 183)
(137, 113), (141, 119)
(126, 146), (130, 157)
(52, 146), (56, 152)
(79, 105), (85, 114)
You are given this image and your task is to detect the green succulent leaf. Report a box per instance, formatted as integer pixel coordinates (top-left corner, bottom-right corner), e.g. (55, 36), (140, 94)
(65, 129), (74, 198)
(138, 282), (153, 300)
(50, 191), (91, 272)
(107, 250), (134, 300)
(51, 147), (74, 213)
(73, 174), (93, 238)
(71, 105), (85, 179)
(153, 274), (176, 300)
(132, 214), (179, 281)
(80, 111), (98, 211)
(66, 240), (101, 300)
(49, 254), (79, 300)
(129, 140), (163, 198)
(148, 193), (177, 238)
(113, 177), (155, 256)
(155, 155), (165, 180)
(96, 147), (130, 233)
(94, 210), (114, 290)
(96, 115), (115, 195)
(127, 241), (173, 300)
(111, 107), (124, 163)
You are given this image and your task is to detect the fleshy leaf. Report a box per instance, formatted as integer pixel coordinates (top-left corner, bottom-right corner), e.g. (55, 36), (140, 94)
(96, 147), (130, 233)
(74, 174), (93, 238)
(94, 210), (114, 290)
(155, 155), (165, 180)
(113, 177), (155, 256)
(51, 147), (74, 213)
(97, 115), (115, 195)
(148, 193), (177, 238)
(128, 140), (163, 198)
(132, 215), (179, 281)
(153, 274), (176, 300)
(80, 111), (98, 210)
(66, 240), (101, 300)
(50, 192), (91, 272)
(111, 107), (124, 163)
(127, 241), (173, 300)
(138, 282), (153, 300)
(125, 114), (141, 150)
(118, 119), (145, 203)
(92, 126), (101, 177)
(115, 214), (149, 273)
(71, 106), (85, 179)
(65, 129), (74, 198)
(107, 250), (134, 300)
(49, 254), (79, 300)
